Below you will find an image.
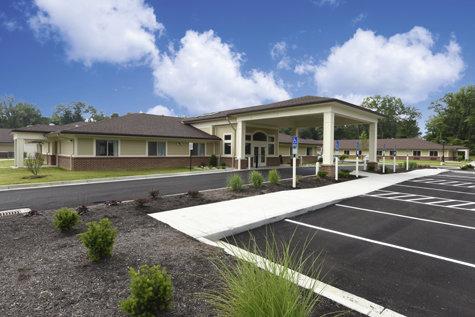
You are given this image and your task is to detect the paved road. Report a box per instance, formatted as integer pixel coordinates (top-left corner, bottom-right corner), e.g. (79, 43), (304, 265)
(227, 171), (475, 316)
(0, 167), (316, 211)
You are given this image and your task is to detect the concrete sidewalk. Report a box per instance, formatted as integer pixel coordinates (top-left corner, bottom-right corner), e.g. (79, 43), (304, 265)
(150, 169), (444, 240)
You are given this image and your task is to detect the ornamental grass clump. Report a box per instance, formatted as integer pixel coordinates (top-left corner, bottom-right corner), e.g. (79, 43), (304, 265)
(205, 234), (323, 317)
(227, 174), (243, 191)
(53, 208), (80, 232)
(120, 264), (173, 317)
(79, 218), (117, 262)
(268, 169), (281, 185)
(249, 170), (264, 188)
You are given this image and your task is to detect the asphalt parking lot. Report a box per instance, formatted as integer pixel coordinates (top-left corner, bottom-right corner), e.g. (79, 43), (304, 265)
(227, 171), (475, 316)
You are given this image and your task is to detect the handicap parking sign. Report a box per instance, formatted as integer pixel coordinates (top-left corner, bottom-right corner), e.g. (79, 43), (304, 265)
(292, 136), (298, 145)
(335, 140), (340, 151)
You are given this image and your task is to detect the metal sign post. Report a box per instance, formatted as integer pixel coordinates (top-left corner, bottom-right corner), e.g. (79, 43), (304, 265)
(382, 144), (386, 173)
(315, 161), (320, 175)
(292, 136), (298, 188)
(355, 141), (360, 178)
(335, 156), (339, 181)
(188, 142), (193, 171)
(393, 148), (397, 173)
(406, 155), (409, 171)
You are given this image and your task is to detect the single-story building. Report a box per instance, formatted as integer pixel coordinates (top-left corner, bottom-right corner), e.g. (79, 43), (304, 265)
(335, 138), (470, 161)
(12, 96), (384, 174)
(0, 128), (14, 158)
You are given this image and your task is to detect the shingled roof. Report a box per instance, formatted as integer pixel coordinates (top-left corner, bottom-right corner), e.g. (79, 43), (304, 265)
(337, 138), (467, 150)
(183, 96), (384, 123)
(13, 114), (220, 140)
(0, 129), (13, 143)
(278, 133), (322, 145)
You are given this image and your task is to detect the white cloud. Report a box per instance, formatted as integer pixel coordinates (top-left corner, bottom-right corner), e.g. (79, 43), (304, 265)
(270, 41), (291, 70)
(153, 30), (290, 114)
(146, 105), (176, 116)
(313, 0), (343, 7)
(304, 26), (464, 104)
(352, 13), (367, 25)
(29, 0), (163, 66)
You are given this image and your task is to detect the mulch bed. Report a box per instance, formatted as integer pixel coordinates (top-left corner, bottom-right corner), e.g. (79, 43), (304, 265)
(0, 176), (360, 316)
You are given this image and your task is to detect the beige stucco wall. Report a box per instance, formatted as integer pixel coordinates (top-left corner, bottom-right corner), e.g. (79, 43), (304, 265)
(59, 139), (74, 155)
(214, 124), (235, 156)
(77, 138), (94, 156)
(120, 139), (146, 156)
(0, 143), (13, 152)
(206, 142), (216, 156)
(167, 141), (188, 156)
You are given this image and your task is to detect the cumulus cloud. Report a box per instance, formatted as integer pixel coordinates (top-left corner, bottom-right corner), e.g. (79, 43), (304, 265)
(153, 30), (290, 114)
(352, 13), (367, 25)
(302, 26), (464, 104)
(146, 104), (176, 116)
(270, 41), (291, 70)
(29, 0), (163, 66)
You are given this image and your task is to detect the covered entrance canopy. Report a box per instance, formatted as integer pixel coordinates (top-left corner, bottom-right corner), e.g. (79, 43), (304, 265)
(185, 96), (384, 171)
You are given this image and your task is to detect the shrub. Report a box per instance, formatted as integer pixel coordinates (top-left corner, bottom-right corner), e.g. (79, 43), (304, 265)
(220, 161), (227, 169)
(24, 153), (44, 176)
(208, 154), (218, 168)
(187, 190), (201, 198)
(205, 234), (322, 317)
(78, 218), (117, 262)
(317, 156), (323, 163)
(338, 170), (351, 178)
(149, 189), (160, 200)
(249, 170), (264, 188)
(268, 169), (281, 185)
(227, 174), (243, 191)
(339, 154), (348, 162)
(134, 198), (150, 208)
(461, 163), (474, 170)
(408, 161), (418, 170)
(120, 264), (173, 316)
(53, 208), (79, 232)
(317, 170), (327, 178)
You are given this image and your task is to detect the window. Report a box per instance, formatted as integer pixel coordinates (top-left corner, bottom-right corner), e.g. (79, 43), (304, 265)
(191, 143), (205, 156)
(307, 147), (313, 156)
(377, 150), (383, 156)
(267, 136), (275, 143)
(148, 141), (166, 156)
(343, 150), (350, 155)
(268, 144), (275, 155)
(245, 143), (251, 155)
(429, 150), (438, 157)
(390, 150), (397, 156)
(223, 134), (232, 155)
(413, 150), (421, 157)
(253, 132), (266, 141)
(96, 140), (118, 156)
(245, 134), (251, 141)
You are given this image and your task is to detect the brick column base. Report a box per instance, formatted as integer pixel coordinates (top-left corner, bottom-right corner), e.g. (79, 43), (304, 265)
(320, 164), (335, 177)
(367, 161), (378, 172)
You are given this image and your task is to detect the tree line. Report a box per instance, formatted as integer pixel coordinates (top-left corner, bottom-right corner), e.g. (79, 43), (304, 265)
(0, 97), (119, 129)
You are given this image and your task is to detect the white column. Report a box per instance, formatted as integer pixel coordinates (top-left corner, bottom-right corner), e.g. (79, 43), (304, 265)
(235, 120), (246, 170)
(322, 112), (335, 165)
(464, 149), (470, 160)
(368, 122), (378, 162)
(15, 138), (25, 167)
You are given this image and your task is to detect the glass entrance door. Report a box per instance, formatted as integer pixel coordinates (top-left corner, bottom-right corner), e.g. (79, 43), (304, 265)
(254, 145), (266, 167)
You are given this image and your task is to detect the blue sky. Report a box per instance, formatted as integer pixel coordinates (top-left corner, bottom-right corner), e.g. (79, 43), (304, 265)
(0, 0), (474, 132)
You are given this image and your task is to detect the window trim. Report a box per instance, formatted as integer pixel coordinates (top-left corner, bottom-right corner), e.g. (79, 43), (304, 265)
(413, 150), (421, 157)
(147, 141), (167, 157)
(191, 142), (206, 157)
(223, 133), (232, 156)
(95, 139), (118, 157)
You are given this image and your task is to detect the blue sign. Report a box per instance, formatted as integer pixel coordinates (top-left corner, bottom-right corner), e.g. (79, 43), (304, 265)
(292, 136), (298, 145)
(335, 140), (340, 151)
(356, 141), (360, 151)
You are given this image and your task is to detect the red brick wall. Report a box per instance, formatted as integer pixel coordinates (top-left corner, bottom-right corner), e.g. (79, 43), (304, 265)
(58, 155), (72, 170)
(68, 156), (210, 171)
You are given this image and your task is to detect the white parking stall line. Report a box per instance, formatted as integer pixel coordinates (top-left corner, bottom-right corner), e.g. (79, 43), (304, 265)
(408, 179), (475, 188)
(392, 184), (475, 196)
(436, 174), (475, 181)
(448, 202), (475, 208)
(383, 194), (418, 200)
(335, 204), (475, 231)
(453, 182), (474, 187)
(364, 190), (475, 212)
(285, 219), (475, 269)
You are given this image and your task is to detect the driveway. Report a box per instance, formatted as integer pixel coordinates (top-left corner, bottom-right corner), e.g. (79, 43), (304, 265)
(0, 167), (316, 211)
(227, 171), (475, 316)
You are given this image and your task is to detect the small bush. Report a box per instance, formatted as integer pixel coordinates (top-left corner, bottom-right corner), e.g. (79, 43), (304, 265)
(149, 189), (160, 200)
(220, 161), (227, 169)
(461, 163), (474, 170)
(408, 161), (418, 170)
(24, 152), (44, 176)
(268, 169), (281, 185)
(227, 174), (243, 191)
(78, 218), (117, 262)
(317, 156), (323, 163)
(367, 163), (376, 172)
(187, 190), (201, 198)
(120, 264), (173, 316)
(338, 170), (351, 178)
(317, 170), (327, 178)
(208, 154), (218, 168)
(134, 198), (150, 208)
(249, 170), (264, 188)
(339, 154), (348, 162)
(53, 208), (80, 232)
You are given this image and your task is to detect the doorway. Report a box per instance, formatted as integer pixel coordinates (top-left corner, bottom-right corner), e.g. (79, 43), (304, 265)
(254, 145), (266, 167)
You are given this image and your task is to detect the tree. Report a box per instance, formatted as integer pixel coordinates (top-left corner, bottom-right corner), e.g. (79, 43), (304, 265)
(0, 96), (48, 128)
(361, 95), (421, 139)
(51, 101), (107, 125)
(426, 85), (475, 152)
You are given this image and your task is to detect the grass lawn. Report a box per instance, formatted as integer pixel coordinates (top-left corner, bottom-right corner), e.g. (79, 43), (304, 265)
(0, 165), (213, 186)
(0, 159), (14, 168)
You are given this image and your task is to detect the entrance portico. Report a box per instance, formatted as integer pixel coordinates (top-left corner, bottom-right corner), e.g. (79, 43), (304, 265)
(185, 96), (383, 172)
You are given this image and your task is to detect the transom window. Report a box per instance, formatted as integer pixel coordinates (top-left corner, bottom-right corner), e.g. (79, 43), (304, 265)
(191, 143), (205, 156)
(96, 140), (118, 156)
(413, 150), (421, 157)
(148, 141), (166, 156)
(253, 132), (267, 141)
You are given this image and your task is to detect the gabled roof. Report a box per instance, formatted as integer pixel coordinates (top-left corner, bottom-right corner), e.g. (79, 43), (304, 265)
(278, 133), (322, 145)
(13, 113), (220, 141)
(337, 138), (467, 150)
(183, 96), (384, 123)
(0, 128), (13, 143)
